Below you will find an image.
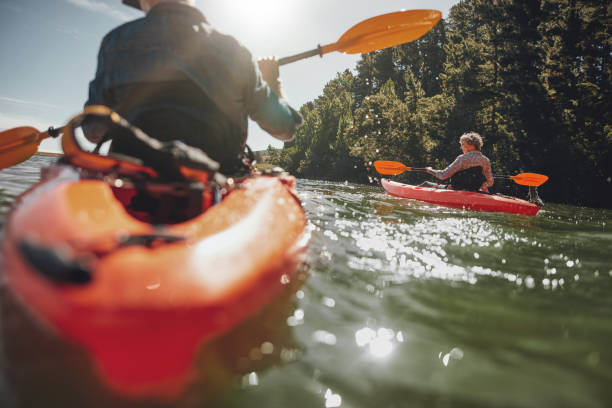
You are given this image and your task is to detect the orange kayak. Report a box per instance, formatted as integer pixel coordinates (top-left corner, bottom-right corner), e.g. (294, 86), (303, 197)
(381, 178), (540, 215)
(1, 163), (307, 398)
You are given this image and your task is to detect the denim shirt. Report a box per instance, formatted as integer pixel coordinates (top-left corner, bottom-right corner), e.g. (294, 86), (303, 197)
(86, 3), (302, 156)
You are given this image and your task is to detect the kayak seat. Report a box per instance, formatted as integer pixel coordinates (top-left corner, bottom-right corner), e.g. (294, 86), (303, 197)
(64, 107), (223, 224)
(448, 166), (486, 192)
(111, 181), (212, 224)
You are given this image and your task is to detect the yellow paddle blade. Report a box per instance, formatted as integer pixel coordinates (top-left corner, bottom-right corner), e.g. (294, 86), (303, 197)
(510, 173), (549, 187)
(373, 160), (410, 175)
(326, 10), (442, 55)
(0, 127), (42, 169)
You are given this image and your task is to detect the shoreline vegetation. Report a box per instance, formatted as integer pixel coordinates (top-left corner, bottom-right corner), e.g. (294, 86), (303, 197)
(31, 1), (609, 209)
(263, 0), (611, 209)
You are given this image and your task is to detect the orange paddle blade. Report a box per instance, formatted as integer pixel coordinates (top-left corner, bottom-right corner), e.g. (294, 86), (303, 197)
(373, 160), (411, 175)
(0, 126), (43, 169)
(510, 173), (549, 187)
(325, 10), (442, 55)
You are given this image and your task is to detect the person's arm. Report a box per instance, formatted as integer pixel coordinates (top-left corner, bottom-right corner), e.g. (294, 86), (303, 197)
(480, 159), (494, 192)
(426, 155), (466, 180)
(246, 56), (302, 141)
(257, 57), (284, 99)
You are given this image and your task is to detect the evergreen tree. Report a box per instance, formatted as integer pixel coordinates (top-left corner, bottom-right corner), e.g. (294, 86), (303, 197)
(272, 0), (611, 208)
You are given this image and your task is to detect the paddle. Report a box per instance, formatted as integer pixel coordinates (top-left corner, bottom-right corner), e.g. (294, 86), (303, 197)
(373, 160), (426, 175)
(494, 173), (549, 187)
(373, 160), (549, 187)
(0, 126), (62, 170)
(0, 9), (442, 170)
(279, 9), (442, 65)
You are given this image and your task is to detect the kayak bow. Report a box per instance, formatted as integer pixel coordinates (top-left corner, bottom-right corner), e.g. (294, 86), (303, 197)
(2, 163), (308, 398)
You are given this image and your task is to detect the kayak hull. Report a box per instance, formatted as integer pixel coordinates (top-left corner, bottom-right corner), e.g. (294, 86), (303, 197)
(381, 178), (540, 216)
(1, 164), (308, 397)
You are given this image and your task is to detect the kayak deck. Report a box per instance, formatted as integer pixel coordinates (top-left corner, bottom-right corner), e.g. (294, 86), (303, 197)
(381, 178), (540, 215)
(1, 164), (308, 397)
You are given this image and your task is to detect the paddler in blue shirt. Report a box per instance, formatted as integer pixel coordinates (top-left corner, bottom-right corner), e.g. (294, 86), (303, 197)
(424, 132), (494, 192)
(85, 0), (302, 175)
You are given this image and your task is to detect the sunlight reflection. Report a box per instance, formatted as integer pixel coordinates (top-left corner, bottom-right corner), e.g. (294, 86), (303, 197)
(287, 308), (304, 326)
(313, 330), (337, 346)
(241, 371), (259, 387)
(328, 212), (545, 287)
(322, 297), (336, 308)
(325, 388), (342, 408)
(355, 327), (396, 358)
(439, 347), (464, 367)
(302, 179), (599, 292)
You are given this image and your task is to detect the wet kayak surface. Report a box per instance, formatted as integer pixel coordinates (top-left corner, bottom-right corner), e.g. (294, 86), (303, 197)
(1, 155), (611, 408)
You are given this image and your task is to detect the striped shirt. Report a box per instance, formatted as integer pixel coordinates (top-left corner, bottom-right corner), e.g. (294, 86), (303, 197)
(431, 151), (494, 190)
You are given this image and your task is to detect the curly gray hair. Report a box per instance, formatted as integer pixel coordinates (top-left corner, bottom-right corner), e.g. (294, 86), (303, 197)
(460, 132), (483, 150)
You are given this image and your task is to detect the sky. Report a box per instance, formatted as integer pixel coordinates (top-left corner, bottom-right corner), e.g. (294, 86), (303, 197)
(0, 0), (458, 153)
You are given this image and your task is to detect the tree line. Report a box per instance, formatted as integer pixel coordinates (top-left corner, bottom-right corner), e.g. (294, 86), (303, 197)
(266, 0), (610, 208)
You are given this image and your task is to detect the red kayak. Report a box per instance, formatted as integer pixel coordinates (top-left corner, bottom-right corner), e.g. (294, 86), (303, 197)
(1, 109), (308, 398)
(381, 178), (540, 215)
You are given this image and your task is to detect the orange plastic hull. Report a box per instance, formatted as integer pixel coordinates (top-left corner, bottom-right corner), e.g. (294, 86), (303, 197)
(381, 178), (540, 216)
(1, 165), (307, 398)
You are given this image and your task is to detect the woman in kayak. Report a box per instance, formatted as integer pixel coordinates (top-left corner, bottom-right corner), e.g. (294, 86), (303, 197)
(424, 132), (494, 192)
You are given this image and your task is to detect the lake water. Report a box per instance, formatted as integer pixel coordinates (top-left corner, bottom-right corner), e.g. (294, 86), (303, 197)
(1, 155), (611, 408)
